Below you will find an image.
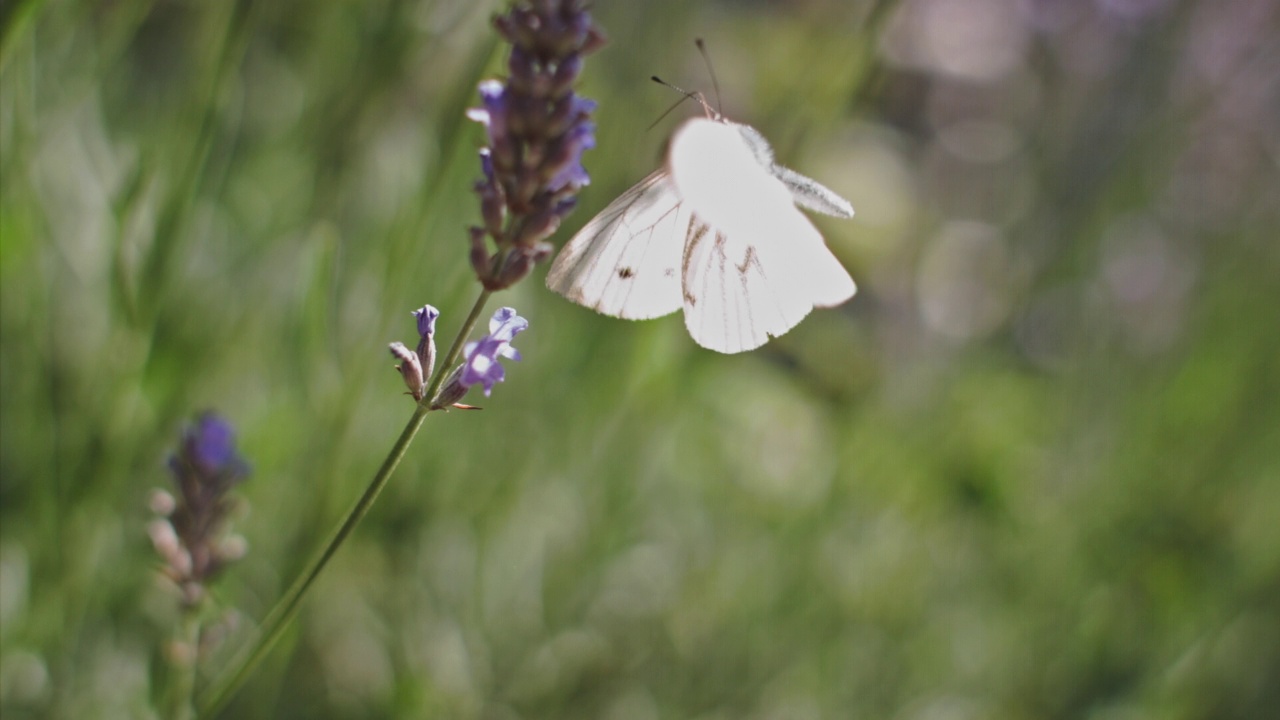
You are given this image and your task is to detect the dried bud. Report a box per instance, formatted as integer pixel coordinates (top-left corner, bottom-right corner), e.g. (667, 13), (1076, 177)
(470, 226), (494, 279)
(390, 342), (426, 401)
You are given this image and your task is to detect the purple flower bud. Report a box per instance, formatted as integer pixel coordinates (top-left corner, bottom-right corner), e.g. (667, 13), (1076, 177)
(459, 307), (529, 396)
(508, 46), (540, 94)
(545, 118), (595, 192)
(582, 25), (608, 55)
(188, 414), (241, 477)
(477, 167), (507, 236)
(553, 196), (578, 219)
(409, 306), (440, 384)
(412, 305), (440, 339)
(516, 208), (563, 246)
(550, 53), (583, 96)
(495, 242), (554, 288)
(468, 79), (508, 145)
(470, 226), (494, 277)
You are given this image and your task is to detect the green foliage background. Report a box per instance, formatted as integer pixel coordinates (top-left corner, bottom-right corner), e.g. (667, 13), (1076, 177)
(2, 0), (1278, 718)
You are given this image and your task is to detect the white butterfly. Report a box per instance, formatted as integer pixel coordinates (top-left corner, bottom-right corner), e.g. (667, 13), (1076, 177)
(546, 114), (856, 353)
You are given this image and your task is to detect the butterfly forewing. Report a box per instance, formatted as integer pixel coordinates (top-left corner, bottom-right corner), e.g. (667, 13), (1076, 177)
(546, 171), (688, 320)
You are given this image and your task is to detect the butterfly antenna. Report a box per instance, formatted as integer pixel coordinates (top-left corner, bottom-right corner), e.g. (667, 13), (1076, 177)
(694, 38), (723, 116)
(649, 75), (713, 128)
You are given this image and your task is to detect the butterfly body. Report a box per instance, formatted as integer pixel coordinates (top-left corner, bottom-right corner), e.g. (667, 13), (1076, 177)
(547, 116), (855, 353)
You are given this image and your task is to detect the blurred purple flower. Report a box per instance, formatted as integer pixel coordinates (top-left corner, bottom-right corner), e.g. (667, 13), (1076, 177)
(467, 0), (605, 291)
(169, 413), (250, 499)
(152, 412), (250, 607)
(460, 307), (529, 396)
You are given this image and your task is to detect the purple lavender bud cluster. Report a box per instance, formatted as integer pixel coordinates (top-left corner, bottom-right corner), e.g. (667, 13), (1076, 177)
(467, 0), (606, 291)
(391, 305), (529, 408)
(149, 412), (250, 607)
(391, 304), (440, 402)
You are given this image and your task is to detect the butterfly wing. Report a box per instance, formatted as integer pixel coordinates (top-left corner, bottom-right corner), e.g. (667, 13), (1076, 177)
(672, 118), (856, 353)
(730, 121), (855, 219)
(680, 211), (855, 353)
(546, 171), (689, 320)
(773, 165), (855, 219)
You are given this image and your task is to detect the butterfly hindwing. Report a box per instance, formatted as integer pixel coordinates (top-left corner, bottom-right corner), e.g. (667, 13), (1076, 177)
(681, 219), (788, 353)
(671, 119), (855, 352)
(680, 206), (850, 353)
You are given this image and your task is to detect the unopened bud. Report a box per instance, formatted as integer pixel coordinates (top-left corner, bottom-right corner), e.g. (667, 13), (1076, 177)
(148, 488), (177, 516)
(471, 227), (495, 278)
(216, 535), (249, 564)
(430, 366), (470, 410)
(148, 518), (182, 567)
(411, 305), (440, 381)
(389, 342), (425, 401)
(477, 162), (507, 236)
(516, 208), (561, 246)
(583, 26), (608, 55)
(550, 53), (583, 97)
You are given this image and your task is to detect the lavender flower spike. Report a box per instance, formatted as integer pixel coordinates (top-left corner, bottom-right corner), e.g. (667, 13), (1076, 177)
(150, 412), (250, 607)
(467, 0), (606, 291)
(460, 307), (529, 396)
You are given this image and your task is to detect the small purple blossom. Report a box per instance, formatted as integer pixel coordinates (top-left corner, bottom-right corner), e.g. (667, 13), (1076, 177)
(413, 304), (440, 338)
(468, 80), (510, 150)
(460, 307), (529, 396)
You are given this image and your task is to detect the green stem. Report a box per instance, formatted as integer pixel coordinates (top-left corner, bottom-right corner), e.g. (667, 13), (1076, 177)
(167, 605), (202, 720)
(195, 288), (492, 718)
(424, 289), (492, 406)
